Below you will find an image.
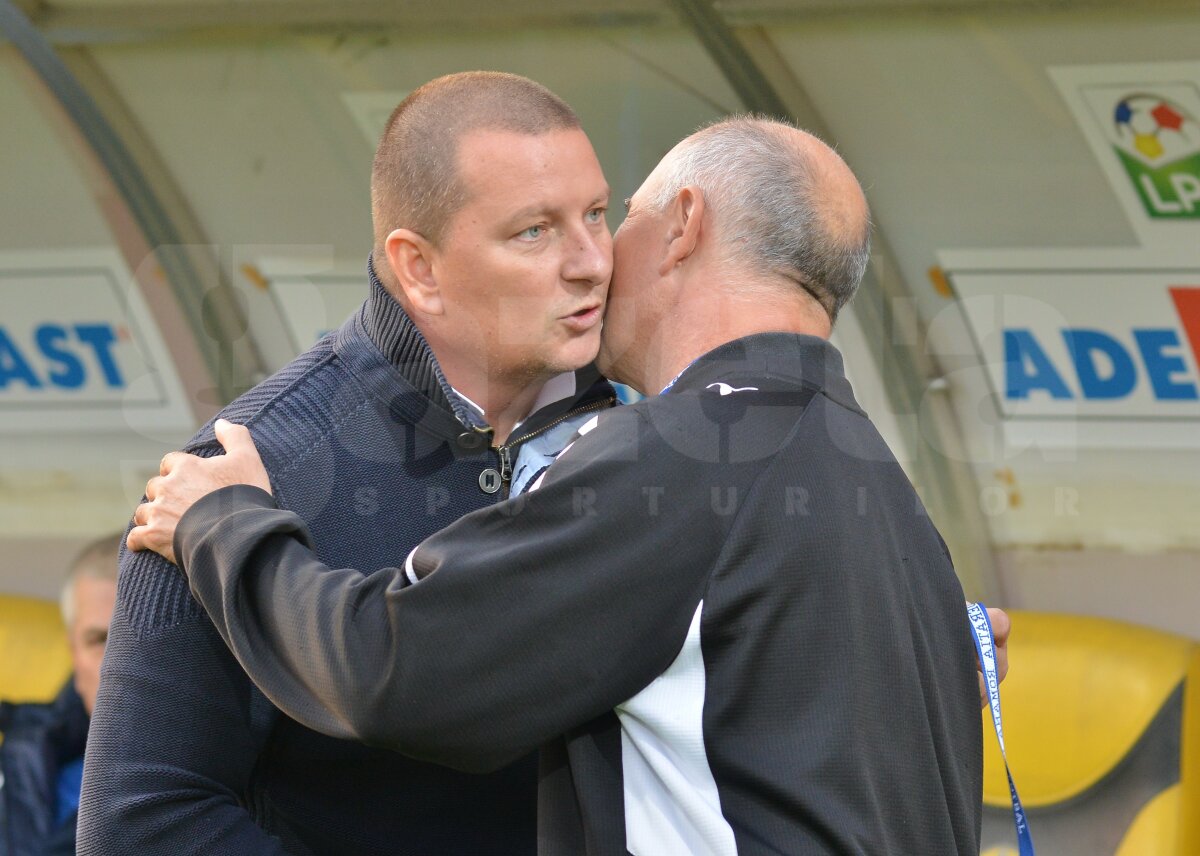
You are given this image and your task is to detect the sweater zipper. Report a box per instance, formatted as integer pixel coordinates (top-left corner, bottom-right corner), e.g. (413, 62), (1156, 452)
(494, 395), (616, 499)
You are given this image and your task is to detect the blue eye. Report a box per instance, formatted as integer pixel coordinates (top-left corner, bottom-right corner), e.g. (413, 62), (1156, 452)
(586, 207), (606, 223)
(519, 225), (544, 240)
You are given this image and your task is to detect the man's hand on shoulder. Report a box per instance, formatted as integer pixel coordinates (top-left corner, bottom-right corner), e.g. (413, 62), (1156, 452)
(127, 419), (272, 564)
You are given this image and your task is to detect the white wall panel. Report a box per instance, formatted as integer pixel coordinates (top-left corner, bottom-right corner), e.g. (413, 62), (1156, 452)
(764, 9), (1200, 630)
(0, 48), (113, 248)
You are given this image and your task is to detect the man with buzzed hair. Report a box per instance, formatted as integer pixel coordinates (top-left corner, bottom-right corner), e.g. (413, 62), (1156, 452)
(79, 71), (614, 856)
(130, 116), (985, 854)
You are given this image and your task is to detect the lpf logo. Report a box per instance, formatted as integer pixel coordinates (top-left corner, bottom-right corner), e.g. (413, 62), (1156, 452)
(1099, 87), (1200, 219)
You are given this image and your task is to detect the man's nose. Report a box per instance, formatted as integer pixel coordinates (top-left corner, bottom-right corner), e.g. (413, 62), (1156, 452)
(563, 227), (612, 287)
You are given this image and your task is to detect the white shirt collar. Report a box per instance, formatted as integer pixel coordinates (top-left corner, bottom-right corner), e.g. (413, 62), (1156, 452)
(450, 371), (578, 433)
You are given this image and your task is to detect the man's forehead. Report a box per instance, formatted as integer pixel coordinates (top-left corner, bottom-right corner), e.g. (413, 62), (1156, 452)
(453, 127), (608, 212)
(455, 126), (597, 173)
(74, 575), (116, 605)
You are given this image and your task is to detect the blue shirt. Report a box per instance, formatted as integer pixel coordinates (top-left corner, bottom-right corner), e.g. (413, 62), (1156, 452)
(55, 755), (84, 826)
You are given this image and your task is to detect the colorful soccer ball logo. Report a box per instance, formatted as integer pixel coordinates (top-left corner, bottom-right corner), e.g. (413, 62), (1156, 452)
(1113, 94), (1200, 163)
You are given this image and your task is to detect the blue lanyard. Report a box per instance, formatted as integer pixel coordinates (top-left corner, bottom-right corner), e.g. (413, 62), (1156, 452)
(968, 603), (1034, 856)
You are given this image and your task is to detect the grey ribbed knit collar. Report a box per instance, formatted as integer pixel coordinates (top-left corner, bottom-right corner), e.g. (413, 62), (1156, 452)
(362, 257), (486, 429)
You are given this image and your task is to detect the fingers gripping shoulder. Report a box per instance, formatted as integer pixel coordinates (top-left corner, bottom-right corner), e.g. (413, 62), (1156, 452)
(117, 440), (229, 636)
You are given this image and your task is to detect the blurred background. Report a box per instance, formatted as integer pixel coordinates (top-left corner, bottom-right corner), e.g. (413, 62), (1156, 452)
(1, 2), (1198, 853)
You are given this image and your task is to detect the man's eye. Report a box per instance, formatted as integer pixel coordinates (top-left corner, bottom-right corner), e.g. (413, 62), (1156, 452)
(519, 225), (545, 240)
(586, 207), (606, 223)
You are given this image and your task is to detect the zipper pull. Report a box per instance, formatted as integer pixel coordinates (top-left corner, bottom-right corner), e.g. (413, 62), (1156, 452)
(497, 445), (513, 484)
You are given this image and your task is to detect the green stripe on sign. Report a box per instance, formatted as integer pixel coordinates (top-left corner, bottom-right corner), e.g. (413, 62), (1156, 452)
(1116, 148), (1200, 219)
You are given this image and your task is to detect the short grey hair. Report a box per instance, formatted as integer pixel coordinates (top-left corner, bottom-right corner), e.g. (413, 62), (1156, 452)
(60, 532), (121, 628)
(647, 116), (871, 321)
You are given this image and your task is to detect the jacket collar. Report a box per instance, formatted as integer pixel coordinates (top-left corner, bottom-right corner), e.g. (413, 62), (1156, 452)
(360, 256), (478, 426)
(666, 332), (864, 416)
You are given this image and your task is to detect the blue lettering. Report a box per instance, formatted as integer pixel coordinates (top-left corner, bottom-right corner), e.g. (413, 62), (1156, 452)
(35, 324), (85, 389)
(1134, 329), (1199, 400)
(0, 327), (42, 389)
(1005, 329), (1072, 399)
(1063, 329), (1136, 399)
(74, 324), (123, 387)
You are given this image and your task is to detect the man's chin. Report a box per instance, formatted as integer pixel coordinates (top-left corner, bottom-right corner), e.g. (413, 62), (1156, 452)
(560, 328), (604, 371)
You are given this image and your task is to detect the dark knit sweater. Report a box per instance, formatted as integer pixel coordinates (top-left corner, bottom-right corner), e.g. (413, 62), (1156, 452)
(77, 263), (615, 856)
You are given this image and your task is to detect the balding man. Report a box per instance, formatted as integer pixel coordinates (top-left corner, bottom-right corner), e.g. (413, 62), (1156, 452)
(130, 117), (984, 854)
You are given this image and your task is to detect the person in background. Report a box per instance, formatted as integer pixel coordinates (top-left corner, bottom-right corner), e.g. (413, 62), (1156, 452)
(0, 533), (120, 856)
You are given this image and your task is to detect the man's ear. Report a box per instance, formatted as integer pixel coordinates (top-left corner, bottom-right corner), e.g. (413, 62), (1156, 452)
(384, 228), (444, 315)
(659, 185), (705, 276)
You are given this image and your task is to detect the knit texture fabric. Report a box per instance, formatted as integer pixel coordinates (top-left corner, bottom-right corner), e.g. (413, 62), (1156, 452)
(78, 265), (614, 855)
